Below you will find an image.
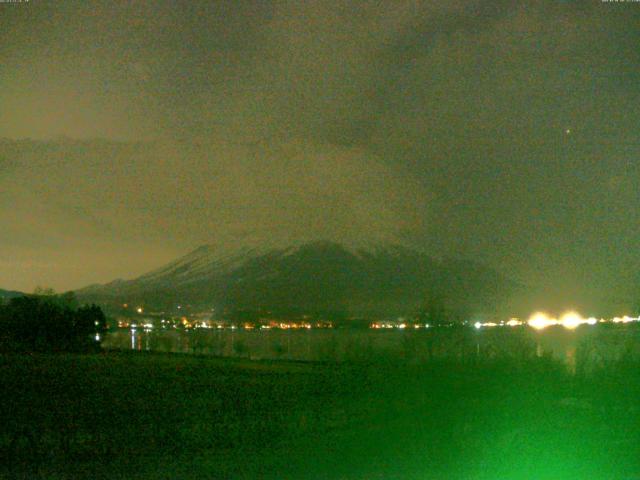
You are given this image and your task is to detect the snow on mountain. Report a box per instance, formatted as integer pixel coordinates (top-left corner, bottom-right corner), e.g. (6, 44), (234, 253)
(76, 240), (515, 317)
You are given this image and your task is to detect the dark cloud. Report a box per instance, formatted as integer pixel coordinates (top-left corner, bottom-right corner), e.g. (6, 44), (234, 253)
(1, 1), (639, 313)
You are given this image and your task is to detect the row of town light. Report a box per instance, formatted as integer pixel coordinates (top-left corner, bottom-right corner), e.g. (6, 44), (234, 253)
(474, 312), (640, 331)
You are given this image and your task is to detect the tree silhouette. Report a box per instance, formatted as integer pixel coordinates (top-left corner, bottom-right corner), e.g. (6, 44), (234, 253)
(0, 294), (107, 352)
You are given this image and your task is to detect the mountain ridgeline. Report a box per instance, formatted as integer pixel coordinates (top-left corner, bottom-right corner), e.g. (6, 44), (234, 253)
(77, 241), (516, 321)
(0, 289), (25, 303)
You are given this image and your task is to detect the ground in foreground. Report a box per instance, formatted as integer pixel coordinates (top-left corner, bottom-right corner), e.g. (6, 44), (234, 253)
(1, 352), (639, 479)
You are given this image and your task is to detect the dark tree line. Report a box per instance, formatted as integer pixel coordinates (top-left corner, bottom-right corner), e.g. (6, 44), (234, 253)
(0, 293), (107, 353)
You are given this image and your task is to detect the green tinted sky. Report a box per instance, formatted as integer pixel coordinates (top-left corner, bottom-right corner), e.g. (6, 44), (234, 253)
(1, 1), (639, 313)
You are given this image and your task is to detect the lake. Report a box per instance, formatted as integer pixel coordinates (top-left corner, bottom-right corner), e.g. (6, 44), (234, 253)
(102, 323), (640, 372)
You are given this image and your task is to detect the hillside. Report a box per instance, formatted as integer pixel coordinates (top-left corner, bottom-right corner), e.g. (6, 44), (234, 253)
(77, 241), (515, 319)
(0, 289), (25, 302)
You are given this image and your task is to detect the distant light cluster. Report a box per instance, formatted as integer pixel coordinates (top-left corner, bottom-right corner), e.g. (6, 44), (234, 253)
(370, 322), (431, 330)
(473, 312), (640, 331)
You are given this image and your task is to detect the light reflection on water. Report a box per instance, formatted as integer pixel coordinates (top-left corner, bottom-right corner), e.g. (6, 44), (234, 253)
(130, 331), (150, 351)
(102, 325), (640, 371)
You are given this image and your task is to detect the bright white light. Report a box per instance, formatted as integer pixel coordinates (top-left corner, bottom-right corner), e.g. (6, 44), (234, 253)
(506, 318), (521, 327)
(610, 316), (637, 324)
(136, 307), (143, 314)
(474, 321), (482, 330)
(586, 317), (597, 325)
(559, 312), (584, 330)
(611, 316), (635, 324)
(528, 312), (557, 330)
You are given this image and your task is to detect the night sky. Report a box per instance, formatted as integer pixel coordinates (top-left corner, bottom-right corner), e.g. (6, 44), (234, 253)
(1, 1), (639, 313)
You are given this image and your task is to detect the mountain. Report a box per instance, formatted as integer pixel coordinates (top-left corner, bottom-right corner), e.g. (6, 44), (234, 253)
(0, 289), (25, 302)
(77, 241), (516, 320)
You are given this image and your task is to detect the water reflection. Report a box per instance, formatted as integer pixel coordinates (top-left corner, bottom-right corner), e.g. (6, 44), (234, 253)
(129, 331), (149, 351)
(102, 324), (640, 371)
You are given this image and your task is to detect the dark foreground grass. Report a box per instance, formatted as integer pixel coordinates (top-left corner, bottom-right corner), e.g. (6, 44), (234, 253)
(1, 351), (639, 479)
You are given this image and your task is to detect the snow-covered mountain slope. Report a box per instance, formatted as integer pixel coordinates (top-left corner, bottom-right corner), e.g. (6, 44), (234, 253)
(77, 240), (515, 317)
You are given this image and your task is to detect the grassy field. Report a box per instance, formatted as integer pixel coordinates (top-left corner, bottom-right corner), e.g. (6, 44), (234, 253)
(1, 351), (640, 479)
